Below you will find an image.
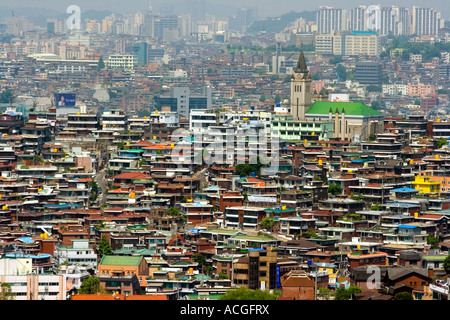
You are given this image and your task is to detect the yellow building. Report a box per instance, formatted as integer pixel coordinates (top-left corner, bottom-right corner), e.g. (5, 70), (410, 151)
(412, 173), (441, 195)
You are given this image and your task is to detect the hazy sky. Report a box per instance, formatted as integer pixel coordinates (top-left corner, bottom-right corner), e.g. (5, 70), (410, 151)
(1, 0), (449, 19)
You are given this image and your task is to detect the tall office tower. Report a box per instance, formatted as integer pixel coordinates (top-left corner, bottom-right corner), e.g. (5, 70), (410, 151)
(317, 6), (345, 34)
(143, 11), (154, 36)
(349, 6), (367, 31)
(229, 7), (258, 34)
(132, 42), (148, 64)
(47, 18), (67, 34)
(191, 0), (206, 21)
(355, 61), (383, 87)
(411, 6), (443, 36)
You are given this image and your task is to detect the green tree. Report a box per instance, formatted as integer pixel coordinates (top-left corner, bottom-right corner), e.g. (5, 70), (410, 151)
(218, 287), (279, 300)
(334, 287), (351, 300)
(437, 137), (447, 149)
(97, 56), (105, 70)
(336, 64), (347, 82)
(0, 283), (13, 300)
(89, 180), (99, 202)
(328, 183), (342, 196)
(304, 230), (317, 238)
(166, 207), (180, 216)
(274, 94), (281, 104)
(443, 255), (450, 274)
(260, 217), (274, 231)
(317, 287), (334, 300)
(0, 87), (13, 103)
(193, 254), (209, 274)
(79, 276), (105, 294)
(334, 286), (361, 300)
(371, 100), (381, 110)
(329, 56), (343, 65)
(218, 272), (229, 279)
(371, 202), (383, 211)
(427, 234), (440, 249)
(97, 236), (112, 258)
(367, 85), (382, 92)
(395, 292), (414, 300)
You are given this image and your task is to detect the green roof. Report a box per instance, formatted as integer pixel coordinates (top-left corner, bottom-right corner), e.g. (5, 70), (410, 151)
(422, 255), (447, 261)
(99, 255), (143, 266)
(306, 101), (381, 116)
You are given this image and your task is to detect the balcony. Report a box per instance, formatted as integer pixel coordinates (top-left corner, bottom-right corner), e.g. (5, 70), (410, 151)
(430, 283), (449, 296)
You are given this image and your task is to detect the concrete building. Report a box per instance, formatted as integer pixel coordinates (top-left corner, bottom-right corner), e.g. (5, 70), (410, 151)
(107, 54), (137, 70)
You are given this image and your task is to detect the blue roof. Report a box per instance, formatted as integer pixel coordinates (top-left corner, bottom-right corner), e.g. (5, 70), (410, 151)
(5, 253), (52, 259)
(391, 187), (418, 192)
(17, 237), (34, 244)
(385, 201), (418, 208)
(398, 224), (418, 229)
(44, 203), (79, 208)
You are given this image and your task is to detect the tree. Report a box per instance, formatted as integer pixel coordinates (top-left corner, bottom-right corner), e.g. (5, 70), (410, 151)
(234, 157), (266, 177)
(329, 56), (343, 65)
(97, 236), (112, 258)
(0, 87), (13, 103)
(336, 64), (347, 82)
(427, 234), (440, 249)
(371, 202), (383, 211)
(334, 287), (351, 300)
(317, 287), (334, 300)
(371, 100), (381, 110)
(89, 180), (99, 202)
(304, 230), (317, 238)
(334, 286), (361, 300)
(193, 254), (209, 274)
(367, 85), (382, 92)
(97, 56), (105, 71)
(218, 287), (279, 300)
(437, 137), (447, 149)
(395, 292), (414, 300)
(274, 94), (281, 104)
(328, 183), (342, 196)
(259, 217), (274, 231)
(79, 276), (105, 294)
(0, 283), (13, 300)
(443, 255), (450, 274)
(166, 207), (180, 216)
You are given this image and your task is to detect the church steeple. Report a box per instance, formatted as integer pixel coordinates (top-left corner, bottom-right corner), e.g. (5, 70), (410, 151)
(295, 51), (308, 74)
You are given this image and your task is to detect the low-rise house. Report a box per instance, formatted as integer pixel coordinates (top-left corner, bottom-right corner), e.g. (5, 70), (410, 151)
(98, 255), (150, 289)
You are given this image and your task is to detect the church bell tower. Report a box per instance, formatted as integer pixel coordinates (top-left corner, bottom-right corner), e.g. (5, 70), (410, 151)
(290, 51), (311, 121)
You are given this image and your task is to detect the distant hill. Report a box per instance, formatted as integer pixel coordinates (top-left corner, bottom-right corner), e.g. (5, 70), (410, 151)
(0, 7), (115, 27)
(247, 10), (316, 34)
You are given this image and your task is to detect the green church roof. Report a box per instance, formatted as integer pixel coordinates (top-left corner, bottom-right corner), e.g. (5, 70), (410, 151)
(99, 255), (143, 266)
(306, 101), (381, 116)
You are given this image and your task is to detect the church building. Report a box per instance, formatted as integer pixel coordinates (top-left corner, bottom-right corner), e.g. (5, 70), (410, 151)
(271, 51), (384, 142)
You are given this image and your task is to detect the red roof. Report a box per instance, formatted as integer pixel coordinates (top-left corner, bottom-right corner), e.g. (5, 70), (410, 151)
(113, 172), (152, 180)
(132, 140), (154, 146)
(364, 184), (383, 188)
(416, 214), (444, 220)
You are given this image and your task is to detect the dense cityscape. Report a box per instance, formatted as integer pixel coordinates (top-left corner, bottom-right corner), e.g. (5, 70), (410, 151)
(0, 1), (449, 303)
